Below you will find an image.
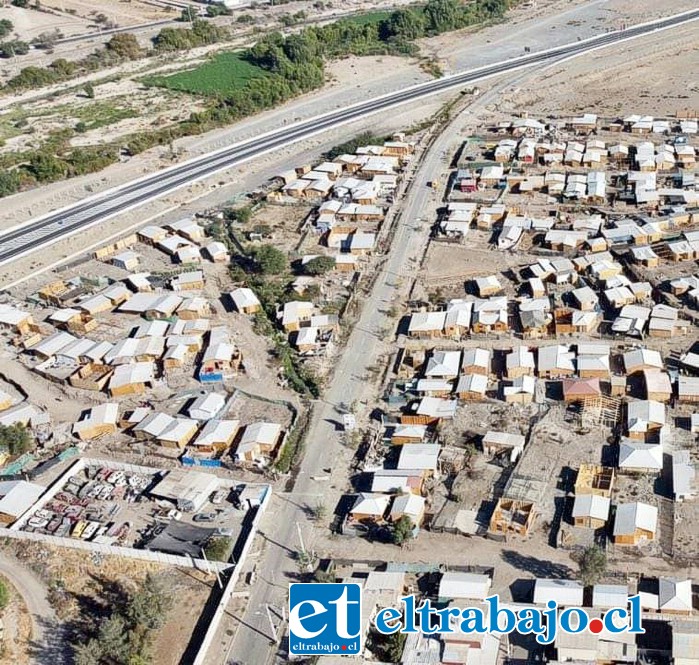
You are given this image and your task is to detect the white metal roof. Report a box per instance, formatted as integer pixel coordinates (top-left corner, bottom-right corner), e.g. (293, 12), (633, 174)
(592, 584), (629, 609)
(572, 494), (610, 521)
(455, 373), (488, 394)
(397, 444), (440, 471)
(0, 304), (31, 326)
(109, 362), (155, 390)
(240, 422), (281, 446)
(0, 480), (45, 518)
(187, 392), (226, 420)
(659, 577), (692, 612)
(390, 493), (425, 520)
(351, 493), (390, 516)
(438, 572), (491, 601)
(229, 287), (261, 310)
(533, 579), (583, 606)
(425, 350), (461, 377)
(613, 502), (658, 535)
(619, 440), (663, 471)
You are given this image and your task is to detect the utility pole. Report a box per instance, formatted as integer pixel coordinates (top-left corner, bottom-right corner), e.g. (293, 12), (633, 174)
(200, 547), (223, 589)
(265, 604), (278, 642)
(296, 521), (306, 555)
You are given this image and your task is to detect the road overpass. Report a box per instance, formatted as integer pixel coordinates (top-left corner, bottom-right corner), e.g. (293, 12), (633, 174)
(1, 7), (697, 268)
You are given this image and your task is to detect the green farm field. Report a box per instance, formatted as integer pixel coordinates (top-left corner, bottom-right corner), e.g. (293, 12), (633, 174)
(341, 10), (393, 26)
(144, 52), (267, 96)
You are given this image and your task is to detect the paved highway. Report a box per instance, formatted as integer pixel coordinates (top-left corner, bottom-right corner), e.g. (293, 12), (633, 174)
(0, 7), (698, 268)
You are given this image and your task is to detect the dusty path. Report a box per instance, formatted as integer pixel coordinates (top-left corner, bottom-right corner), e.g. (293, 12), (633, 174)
(0, 552), (67, 665)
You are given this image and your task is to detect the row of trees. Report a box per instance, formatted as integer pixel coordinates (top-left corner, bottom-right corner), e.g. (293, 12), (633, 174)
(6, 33), (142, 90)
(4, 19), (227, 91)
(152, 19), (228, 52)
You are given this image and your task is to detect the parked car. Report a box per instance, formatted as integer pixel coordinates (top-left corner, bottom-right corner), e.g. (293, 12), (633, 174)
(193, 512), (216, 523)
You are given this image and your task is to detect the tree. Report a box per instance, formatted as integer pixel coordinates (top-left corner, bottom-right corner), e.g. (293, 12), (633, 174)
(224, 206), (252, 224)
(0, 40), (29, 57)
(73, 639), (103, 665)
(381, 9), (425, 41)
(203, 537), (233, 563)
(253, 245), (287, 275)
(0, 19), (14, 39)
(32, 29), (62, 49)
(367, 627), (406, 663)
(125, 573), (172, 631)
(386, 632), (407, 662)
(50, 58), (76, 77)
(206, 2), (232, 17)
(97, 615), (129, 660)
(0, 171), (21, 197)
(83, 82), (95, 98)
(105, 33), (141, 60)
(29, 152), (67, 182)
(311, 503), (327, 521)
(423, 0), (463, 33)
(0, 578), (9, 610)
(392, 515), (414, 545)
(0, 424), (32, 456)
(303, 255), (334, 276)
(574, 545), (607, 587)
(11, 0), (28, 7)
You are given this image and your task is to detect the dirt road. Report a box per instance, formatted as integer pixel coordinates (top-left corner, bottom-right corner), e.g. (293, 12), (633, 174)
(0, 551), (67, 665)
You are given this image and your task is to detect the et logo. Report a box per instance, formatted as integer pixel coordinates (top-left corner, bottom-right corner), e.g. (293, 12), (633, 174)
(288, 583), (362, 656)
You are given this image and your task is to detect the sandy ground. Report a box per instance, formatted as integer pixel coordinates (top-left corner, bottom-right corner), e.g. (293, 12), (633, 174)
(0, 575), (32, 665)
(499, 21), (699, 117)
(0, 5), (91, 41)
(36, 0), (176, 27)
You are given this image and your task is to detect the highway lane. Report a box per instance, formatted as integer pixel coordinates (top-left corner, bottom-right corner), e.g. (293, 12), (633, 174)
(1, 7), (698, 268)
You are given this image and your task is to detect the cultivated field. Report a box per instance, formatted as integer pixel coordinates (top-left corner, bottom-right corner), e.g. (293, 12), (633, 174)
(144, 51), (267, 96)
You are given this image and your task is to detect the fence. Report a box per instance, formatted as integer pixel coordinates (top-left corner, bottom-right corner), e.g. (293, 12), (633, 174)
(0, 528), (227, 572)
(191, 483), (272, 665)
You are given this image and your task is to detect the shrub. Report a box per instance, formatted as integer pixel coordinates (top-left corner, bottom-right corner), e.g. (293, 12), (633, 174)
(303, 255), (335, 275)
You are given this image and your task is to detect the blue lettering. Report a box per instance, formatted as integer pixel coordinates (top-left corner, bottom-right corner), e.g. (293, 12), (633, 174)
(460, 607), (487, 633)
(536, 601), (558, 645)
(627, 595), (645, 634)
(435, 606), (460, 633)
(402, 595), (417, 633)
(417, 600), (439, 634)
(559, 608), (589, 633)
(603, 608), (628, 633)
(516, 608), (545, 635)
(486, 595), (516, 633)
(375, 607), (402, 634)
